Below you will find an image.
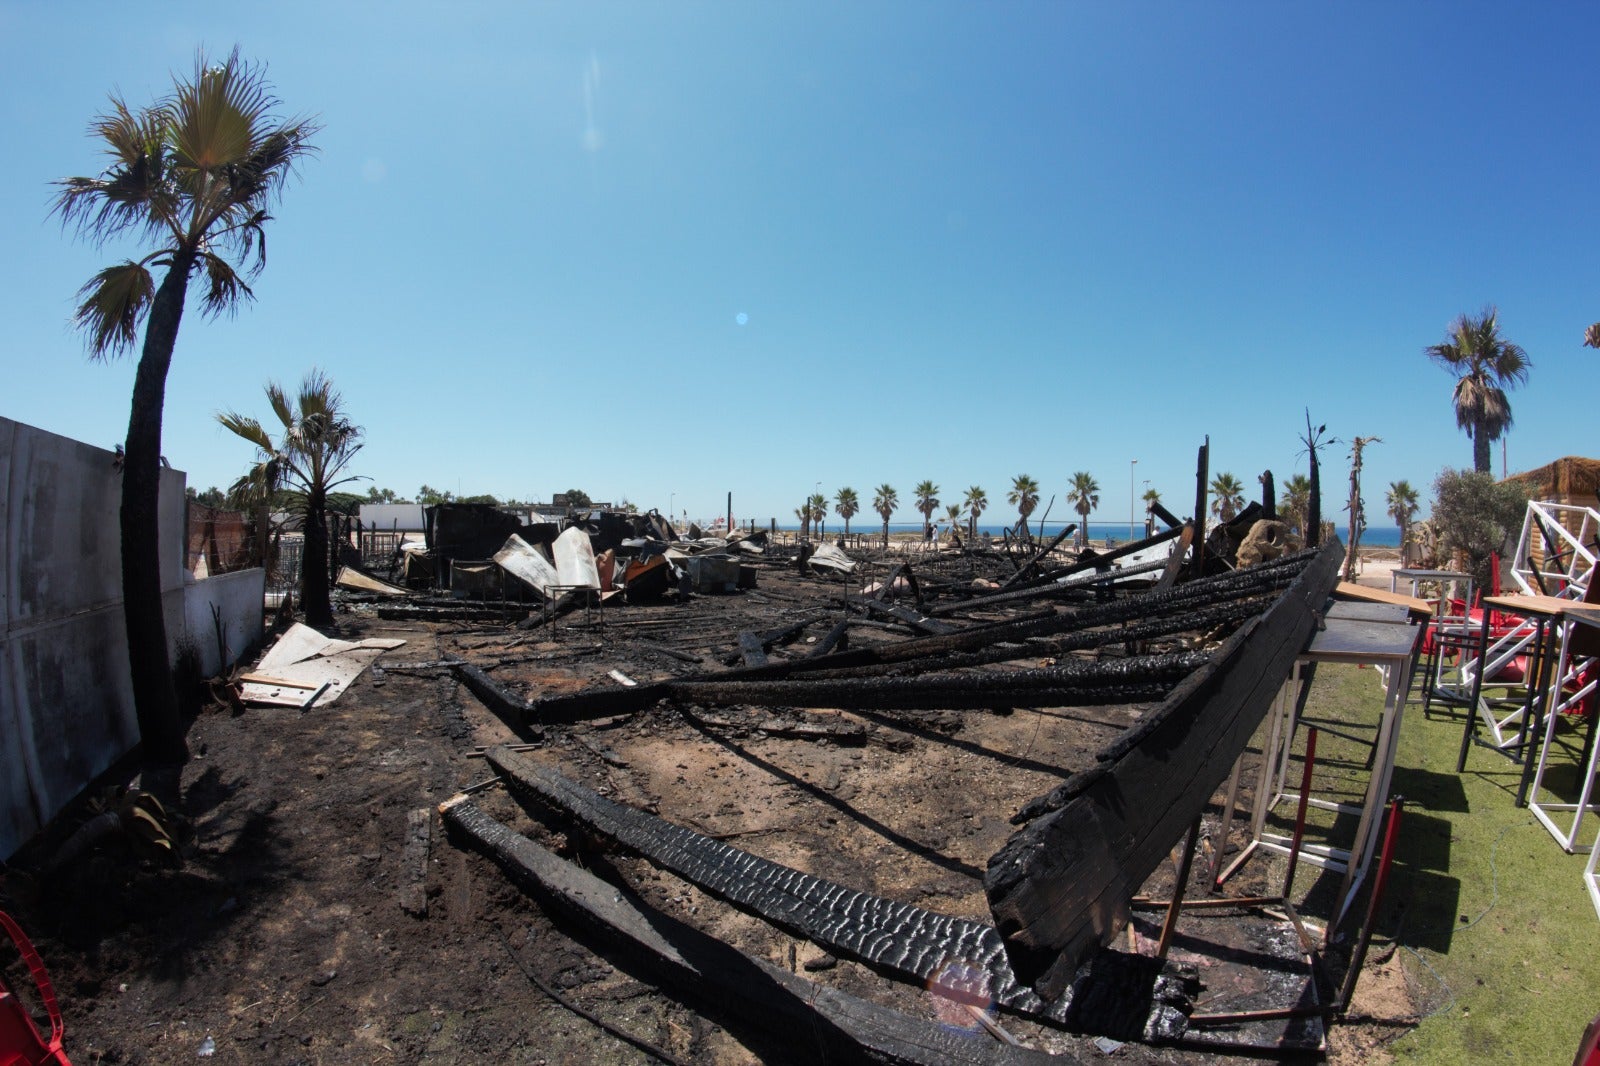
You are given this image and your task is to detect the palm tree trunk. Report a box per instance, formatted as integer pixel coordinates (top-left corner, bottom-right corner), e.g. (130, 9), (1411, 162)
(121, 250), (195, 774)
(882, 518), (889, 548)
(302, 488), (333, 627)
(1473, 424), (1492, 473)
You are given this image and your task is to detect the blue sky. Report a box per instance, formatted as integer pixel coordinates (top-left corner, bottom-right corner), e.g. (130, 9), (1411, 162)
(4, 3), (1597, 529)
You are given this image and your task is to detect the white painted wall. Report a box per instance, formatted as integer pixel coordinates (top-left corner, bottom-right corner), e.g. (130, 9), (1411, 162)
(1, 416), (261, 860)
(358, 503), (426, 531)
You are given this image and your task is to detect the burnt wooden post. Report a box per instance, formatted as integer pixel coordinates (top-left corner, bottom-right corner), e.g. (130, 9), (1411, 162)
(1191, 438), (1209, 572)
(1154, 815), (1202, 960)
(1260, 469), (1276, 521)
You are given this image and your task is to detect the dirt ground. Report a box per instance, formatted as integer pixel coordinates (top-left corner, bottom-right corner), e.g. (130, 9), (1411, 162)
(1, 543), (1416, 1064)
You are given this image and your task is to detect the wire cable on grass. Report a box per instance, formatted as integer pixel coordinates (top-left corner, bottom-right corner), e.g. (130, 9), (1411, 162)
(1394, 818), (1535, 1022)
(1457, 818), (1534, 932)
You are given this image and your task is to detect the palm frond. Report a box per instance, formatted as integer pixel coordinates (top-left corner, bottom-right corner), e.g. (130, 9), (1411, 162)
(216, 411), (275, 452)
(73, 262), (155, 360)
(264, 381), (294, 428)
(198, 252), (255, 317)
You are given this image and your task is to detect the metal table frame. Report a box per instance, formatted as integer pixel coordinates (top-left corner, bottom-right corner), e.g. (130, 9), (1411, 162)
(1525, 602), (1600, 850)
(1213, 600), (1422, 932)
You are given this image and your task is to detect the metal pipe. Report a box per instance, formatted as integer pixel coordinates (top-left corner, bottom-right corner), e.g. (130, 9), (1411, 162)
(1282, 726), (1319, 898)
(1337, 797), (1404, 1013)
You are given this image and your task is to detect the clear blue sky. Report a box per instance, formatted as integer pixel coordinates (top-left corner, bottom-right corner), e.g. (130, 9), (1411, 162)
(4, 3), (1597, 529)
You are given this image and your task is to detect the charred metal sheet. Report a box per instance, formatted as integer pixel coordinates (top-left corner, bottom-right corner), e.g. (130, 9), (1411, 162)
(441, 796), (1071, 1066)
(983, 539), (1344, 1000)
(484, 748), (1194, 1042)
(552, 526), (601, 590)
(494, 534), (559, 598)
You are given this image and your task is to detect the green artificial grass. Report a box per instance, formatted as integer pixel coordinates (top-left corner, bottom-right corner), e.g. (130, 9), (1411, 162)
(1267, 662), (1600, 1065)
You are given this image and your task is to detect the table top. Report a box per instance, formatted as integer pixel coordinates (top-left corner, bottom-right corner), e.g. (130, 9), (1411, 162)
(1334, 582), (1434, 621)
(1482, 594), (1600, 626)
(1303, 613), (1422, 664)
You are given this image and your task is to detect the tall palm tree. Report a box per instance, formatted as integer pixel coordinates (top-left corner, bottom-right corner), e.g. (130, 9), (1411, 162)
(808, 492), (829, 537)
(963, 485), (988, 540)
(1007, 474), (1040, 541)
(1426, 307), (1531, 473)
(1210, 472), (1246, 522)
(1585, 322), (1600, 350)
(943, 504), (963, 540)
(219, 371), (363, 628)
(794, 505), (811, 541)
(1387, 479), (1420, 556)
(1141, 486), (1163, 528)
(1066, 472), (1100, 549)
(53, 51), (318, 770)
(834, 487), (859, 536)
(872, 483), (898, 548)
(914, 480), (940, 541)
(1279, 474), (1312, 536)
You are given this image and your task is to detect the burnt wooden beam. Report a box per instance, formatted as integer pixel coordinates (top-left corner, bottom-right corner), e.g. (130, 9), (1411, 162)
(451, 663), (541, 740)
(1148, 500), (1183, 530)
(1191, 438), (1209, 572)
(998, 523), (1077, 590)
(441, 796), (1071, 1066)
(856, 598), (956, 635)
(482, 749), (1193, 1042)
(670, 652), (1207, 712)
(983, 538), (1343, 1001)
(736, 632), (769, 667)
(927, 527), (1185, 616)
(807, 619), (851, 658)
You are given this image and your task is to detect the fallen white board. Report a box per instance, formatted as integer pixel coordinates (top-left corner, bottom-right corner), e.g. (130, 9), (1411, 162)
(240, 623), (405, 707)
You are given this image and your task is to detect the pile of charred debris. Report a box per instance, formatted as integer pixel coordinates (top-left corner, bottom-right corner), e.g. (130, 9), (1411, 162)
(331, 469), (1347, 1062)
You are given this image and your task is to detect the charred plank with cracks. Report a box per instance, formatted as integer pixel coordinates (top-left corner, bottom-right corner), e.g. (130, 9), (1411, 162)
(482, 748), (1196, 1042)
(441, 796), (1072, 1066)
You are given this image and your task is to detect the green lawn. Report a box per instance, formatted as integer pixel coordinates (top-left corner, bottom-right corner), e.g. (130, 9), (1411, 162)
(1271, 662), (1600, 1065)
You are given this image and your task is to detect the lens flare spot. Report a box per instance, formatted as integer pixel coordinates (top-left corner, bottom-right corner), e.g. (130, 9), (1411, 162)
(735, 312), (748, 326)
(925, 958), (994, 1031)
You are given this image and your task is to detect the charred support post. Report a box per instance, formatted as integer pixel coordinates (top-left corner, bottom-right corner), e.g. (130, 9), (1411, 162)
(1192, 438), (1209, 573)
(1154, 816), (1202, 960)
(984, 538), (1343, 999)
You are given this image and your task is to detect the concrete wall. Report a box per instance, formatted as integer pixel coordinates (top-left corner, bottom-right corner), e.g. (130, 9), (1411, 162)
(1, 416), (260, 860)
(358, 503), (426, 531)
(182, 568), (266, 678)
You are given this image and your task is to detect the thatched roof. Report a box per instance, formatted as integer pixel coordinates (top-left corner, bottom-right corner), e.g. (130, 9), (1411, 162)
(1502, 456), (1600, 499)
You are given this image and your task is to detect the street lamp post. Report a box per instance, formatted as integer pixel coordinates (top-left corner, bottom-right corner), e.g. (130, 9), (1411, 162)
(669, 492), (675, 528)
(1130, 459), (1139, 541)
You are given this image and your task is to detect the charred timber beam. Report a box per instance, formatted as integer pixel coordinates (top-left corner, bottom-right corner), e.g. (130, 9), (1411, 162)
(482, 749), (1192, 1042)
(927, 530), (1185, 616)
(983, 538), (1344, 1001)
(671, 652), (1208, 712)
(855, 598), (956, 635)
(441, 796), (1070, 1066)
(1148, 500), (1183, 530)
(523, 553), (1320, 723)
(451, 664), (543, 741)
(808, 620), (851, 658)
(737, 632), (769, 667)
(754, 611), (834, 648)
(999, 524), (1077, 589)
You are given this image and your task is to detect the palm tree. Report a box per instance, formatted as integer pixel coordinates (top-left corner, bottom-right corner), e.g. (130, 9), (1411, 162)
(1585, 322), (1600, 350)
(1387, 479), (1420, 557)
(1007, 474), (1041, 541)
(53, 52), (318, 771)
(1279, 474), (1312, 536)
(808, 492), (829, 537)
(1141, 486), (1163, 533)
(914, 480), (940, 541)
(943, 503), (963, 541)
(794, 505), (811, 541)
(963, 485), (988, 540)
(1210, 472), (1246, 522)
(872, 484), (898, 548)
(1066, 472), (1100, 549)
(835, 487), (859, 536)
(219, 371), (363, 628)
(1426, 307), (1531, 473)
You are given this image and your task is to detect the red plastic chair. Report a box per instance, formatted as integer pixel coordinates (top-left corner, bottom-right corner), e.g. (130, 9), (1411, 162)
(0, 912), (70, 1066)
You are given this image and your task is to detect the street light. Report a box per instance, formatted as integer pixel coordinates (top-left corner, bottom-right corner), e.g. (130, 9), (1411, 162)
(1130, 459), (1139, 541)
(669, 492), (675, 526)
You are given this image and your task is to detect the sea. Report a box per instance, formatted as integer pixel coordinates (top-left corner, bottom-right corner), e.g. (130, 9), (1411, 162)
(785, 520), (1403, 548)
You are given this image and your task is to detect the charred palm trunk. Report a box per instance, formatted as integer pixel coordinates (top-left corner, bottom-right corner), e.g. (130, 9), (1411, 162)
(1473, 422), (1492, 473)
(301, 487), (333, 628)
(121, 249), (195, 772)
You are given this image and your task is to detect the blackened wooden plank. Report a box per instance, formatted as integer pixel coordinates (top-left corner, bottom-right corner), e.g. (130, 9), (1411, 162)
(984, 539), (1343, 1000)
(440, 796), (1069, 1066)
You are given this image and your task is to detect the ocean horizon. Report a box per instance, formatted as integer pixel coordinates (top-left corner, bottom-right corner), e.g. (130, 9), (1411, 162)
(775, 520), (1405, 548)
